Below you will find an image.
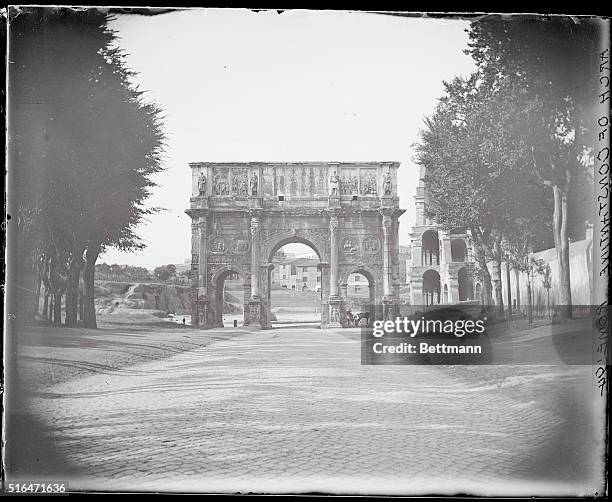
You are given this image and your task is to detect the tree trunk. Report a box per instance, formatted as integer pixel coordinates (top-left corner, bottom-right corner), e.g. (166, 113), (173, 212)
(48, 295), (54, 323)
(65, 239), (85, 326)
(472, 242), (492, 306)
(514, 268), (521, 311)
(527, 279), (533, 324)
(491, 239), (504, 316)
(40, 255), (52, 321)
(42, 290), (50, 320)
(552, 184), (572, 320)
(65, 265), (80, 326)
(46, 249), (68, 326)
(34, 274), (42, 318)
(83, 242), (101, 329)
(53, 291), (63, 325)
(78, 286), (84, 321)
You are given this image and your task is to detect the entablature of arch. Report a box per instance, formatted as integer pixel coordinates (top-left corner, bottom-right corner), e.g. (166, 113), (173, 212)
(186, 205), (403, 220)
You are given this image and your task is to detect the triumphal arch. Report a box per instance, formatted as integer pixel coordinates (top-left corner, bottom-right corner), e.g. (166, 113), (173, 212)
(185, 162), (404, 329)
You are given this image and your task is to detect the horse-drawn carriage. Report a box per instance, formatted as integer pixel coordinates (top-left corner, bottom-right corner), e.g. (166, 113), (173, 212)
(345, 310), (370, 327)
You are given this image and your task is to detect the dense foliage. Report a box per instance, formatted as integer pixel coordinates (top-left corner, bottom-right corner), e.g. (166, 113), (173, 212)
(415, 16), (600, 317)
(10, 8), (166, 328)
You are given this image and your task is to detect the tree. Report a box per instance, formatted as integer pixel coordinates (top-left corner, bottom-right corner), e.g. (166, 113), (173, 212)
(166, 264), (177, 277)
(414, 74), (548, 312)
(466, 16), (600, 319)
(154, 265), (175, 282)
(503, 218), (550, 324)
(9, 8), (165, 328)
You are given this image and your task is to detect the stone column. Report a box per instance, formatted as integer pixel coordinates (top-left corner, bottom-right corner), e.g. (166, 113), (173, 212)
(243, 284), (251, 325)
(381, 209), (393, 298)
(410, 276), (423, 307)
(412, 237), (423, 267)
(198, 214), (208, 296)
(327, 210), (343, 327)
(328, 210), (340, 298)
(248, 210), (262, 325)
(392, 217), (400, 300)
(449, 276), (459, 304)
(380, 208), (398, 320)
(190, 219), (199, 326)
(197, 213), (209, 327)
(318, 262), (330, 328)
(260, 263), (274, 329)
(250, 211), (261, 299)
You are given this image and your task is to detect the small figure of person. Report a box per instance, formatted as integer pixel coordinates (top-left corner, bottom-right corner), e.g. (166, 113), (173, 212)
(198, 172), (207, 196)
(250, 172), (258, 196)
(329, 170), (340, 196)
(383, 171), (392, 196)
(240, 178), (249, 196)
(182, 317), (186, 325)
(345, 309), (354, 327)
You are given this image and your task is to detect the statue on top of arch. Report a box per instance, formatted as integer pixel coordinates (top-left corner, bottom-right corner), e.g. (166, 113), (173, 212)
(329, 171), (340, 196)
(383, 171), (392, 196)
(198, 172), (207, 196)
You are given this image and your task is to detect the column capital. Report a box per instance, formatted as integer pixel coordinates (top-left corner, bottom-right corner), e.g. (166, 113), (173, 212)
(327, 207), (341, 223)
(379, 207), (395, 218)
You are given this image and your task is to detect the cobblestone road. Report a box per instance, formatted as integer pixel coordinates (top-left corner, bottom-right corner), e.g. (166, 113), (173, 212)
(24, 326), (603, 495)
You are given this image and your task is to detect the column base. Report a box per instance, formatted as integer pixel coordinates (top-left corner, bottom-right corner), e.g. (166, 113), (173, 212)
(327, 296), (345, 328)
(247, 299), (266, 328)
(193, 295), (210, 328)
(382, 297), (400, 321)
(191, 287), (199, 327)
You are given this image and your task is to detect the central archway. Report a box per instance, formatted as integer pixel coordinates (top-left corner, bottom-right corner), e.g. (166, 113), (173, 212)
(266, 237), (325, 328)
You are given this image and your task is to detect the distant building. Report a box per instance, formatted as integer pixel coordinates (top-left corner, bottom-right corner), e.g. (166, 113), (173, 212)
(406, 165), (594, 310)
(406, 164), (479, 306)
(174, 258), (192, 274)
(346, 272), (371, 297)
(271, 256), (321, 291)
(399, 245), (410, 285)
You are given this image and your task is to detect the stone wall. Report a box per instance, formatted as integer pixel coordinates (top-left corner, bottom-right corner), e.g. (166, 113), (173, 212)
(497, 238), (593, 311)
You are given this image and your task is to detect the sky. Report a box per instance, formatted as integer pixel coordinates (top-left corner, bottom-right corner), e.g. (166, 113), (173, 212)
(101, 9), (476, 269)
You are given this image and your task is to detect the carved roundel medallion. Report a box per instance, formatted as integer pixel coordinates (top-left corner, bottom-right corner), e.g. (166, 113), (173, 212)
(341, 236), (359, 255)
(233, 237), (251, 255)
(362, 236), (381, 254)
(209, 237), (227, 254)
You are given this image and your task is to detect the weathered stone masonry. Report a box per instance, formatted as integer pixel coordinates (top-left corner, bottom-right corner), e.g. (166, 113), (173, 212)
(186, 162), (405, 328)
